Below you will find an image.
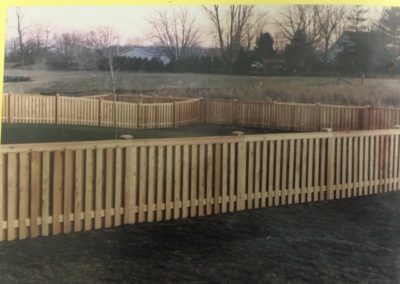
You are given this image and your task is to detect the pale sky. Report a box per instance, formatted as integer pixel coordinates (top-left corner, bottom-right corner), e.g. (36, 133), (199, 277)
(5, 5), (281, 46)
(5, 5), (382, 47)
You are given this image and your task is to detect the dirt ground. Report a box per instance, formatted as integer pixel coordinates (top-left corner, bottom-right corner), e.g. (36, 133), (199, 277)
(0, 192), (399, 283)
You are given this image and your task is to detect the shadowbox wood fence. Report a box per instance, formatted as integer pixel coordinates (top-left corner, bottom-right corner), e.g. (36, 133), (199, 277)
(4, 93), (400, 131)
(2, 93), (400, 242)
(1, 128), (400, 241)
(2, 94), (201, 129)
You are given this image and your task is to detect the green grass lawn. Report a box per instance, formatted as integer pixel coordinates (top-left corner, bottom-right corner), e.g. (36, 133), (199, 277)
(1, 123), (281, 144)
(4, 68), (279, 94)
(1, 191), (399, 283)
(5, 67), (400, 107)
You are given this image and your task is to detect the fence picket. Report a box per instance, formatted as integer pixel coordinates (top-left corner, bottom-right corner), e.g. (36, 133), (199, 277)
(30, 152), (41, 238)
(53, 151), (63, 235)
(74, 150), (83, 232)
(42, 151), (50, 236)
(84, 149), (94, 230)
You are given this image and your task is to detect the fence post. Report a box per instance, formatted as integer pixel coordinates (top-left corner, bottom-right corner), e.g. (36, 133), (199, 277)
(323, 128), (334, 200)
(232, 131), (246, 211)
(55, 94), (59, 125)
(362, 105), (370, 130)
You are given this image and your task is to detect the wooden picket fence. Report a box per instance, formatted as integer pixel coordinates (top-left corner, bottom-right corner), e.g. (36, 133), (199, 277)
(2, 94), (201, 129)
(5, 94), (400, 132)
(3, 93), (400, 242)
(1, 128), (400, 241)
(175, 98), (202, 127)
(203, 99), (367, 131)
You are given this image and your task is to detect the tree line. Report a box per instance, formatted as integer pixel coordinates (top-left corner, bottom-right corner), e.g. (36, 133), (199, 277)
(6, 5), (400, 76)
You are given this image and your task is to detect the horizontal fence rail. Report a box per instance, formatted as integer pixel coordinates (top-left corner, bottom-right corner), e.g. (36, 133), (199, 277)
(4, 94), (400, 131)
(0, 129), (400, 241)
(83, 94), (188, 104)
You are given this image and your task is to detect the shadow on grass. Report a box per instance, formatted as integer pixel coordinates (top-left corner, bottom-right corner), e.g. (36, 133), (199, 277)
(1, 123), (286, 144)
(0, 192), (399, 283)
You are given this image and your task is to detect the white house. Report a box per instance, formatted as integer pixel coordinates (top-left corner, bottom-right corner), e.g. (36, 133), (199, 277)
(118, 47), (170, 65)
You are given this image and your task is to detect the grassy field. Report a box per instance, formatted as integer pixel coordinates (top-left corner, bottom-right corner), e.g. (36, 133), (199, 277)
(5, 67), (400, 107)
(3, 68), (400, 283)
(0, 191), (399, 283)
(1, 123), (280, 144)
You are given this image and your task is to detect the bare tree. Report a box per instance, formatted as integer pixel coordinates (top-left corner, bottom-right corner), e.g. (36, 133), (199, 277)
(203, 5), (264, 67)
(53, 32), (86, 67)
(15, 7), (26, 65)
(243, 10), (267, 50)
(86, 26), (121, 139)
(316, 5), (347, 65)
(22, 23), (55, 64)
(273, 31), (288, 53)
(275, 5), (323, 48)
(126, 36), (145, 47)
(12, 8), (55, 65)
(147, 8), (201, 62)
(5, 38), (20, 62)
(30, 23), (53, 51)
(346, 5), (370, 32)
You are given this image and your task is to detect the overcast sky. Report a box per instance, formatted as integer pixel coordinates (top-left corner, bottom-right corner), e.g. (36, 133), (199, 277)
(5, 5), (382, 46)
(5, 5), (284, 46)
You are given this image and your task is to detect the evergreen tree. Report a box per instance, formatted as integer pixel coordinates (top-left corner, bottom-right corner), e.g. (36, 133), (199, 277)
(336, 32), (388, 74)
(377, 7), (400, 56)
(283, 29), (316, 73)
(254, 32), (275, 59)
(233, 48), (251, 74)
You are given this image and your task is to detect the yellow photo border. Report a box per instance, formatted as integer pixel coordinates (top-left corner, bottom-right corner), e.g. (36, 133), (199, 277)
(1, 0), (399, 141)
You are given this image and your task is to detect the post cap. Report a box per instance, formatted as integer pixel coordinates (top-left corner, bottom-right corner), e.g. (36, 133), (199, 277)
(232, 131), (244, 136)
(120, 134), (134, 140)
(321, 128), (333, 132)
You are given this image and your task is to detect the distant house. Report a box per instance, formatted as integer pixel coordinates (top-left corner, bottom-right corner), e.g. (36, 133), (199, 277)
(118, 46), (171, 65)
(326, 31), (388, 73)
